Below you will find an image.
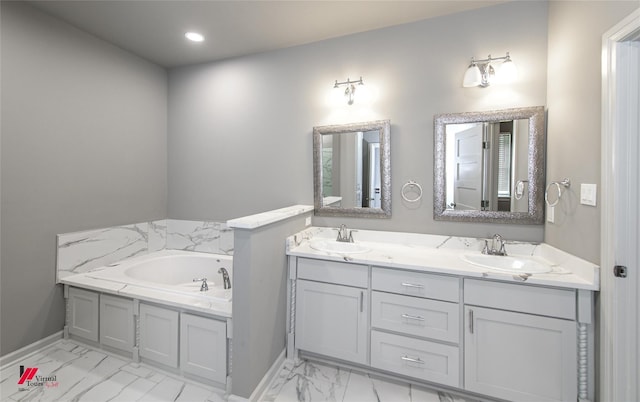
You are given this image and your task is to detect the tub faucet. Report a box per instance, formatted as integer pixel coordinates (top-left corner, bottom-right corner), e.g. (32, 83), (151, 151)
(218, 267), (231, 289)
(482, 234), (508, 256)
(193, 278), (209, 291)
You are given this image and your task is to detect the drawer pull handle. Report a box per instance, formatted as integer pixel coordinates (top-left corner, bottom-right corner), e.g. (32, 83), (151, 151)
(401, 314), (425, 322)
(401, 355), (425, 364)
(401, 282), (424, 289)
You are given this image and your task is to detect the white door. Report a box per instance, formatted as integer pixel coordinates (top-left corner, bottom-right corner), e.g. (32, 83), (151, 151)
(295, 280), (368, 365)
(454, 124), (483, 210)
(601, 10), (640, 402)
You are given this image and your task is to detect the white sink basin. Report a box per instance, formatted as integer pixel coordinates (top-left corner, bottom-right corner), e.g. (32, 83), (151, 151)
(462, 254), (552, 274)
(309, 240), (371, 254)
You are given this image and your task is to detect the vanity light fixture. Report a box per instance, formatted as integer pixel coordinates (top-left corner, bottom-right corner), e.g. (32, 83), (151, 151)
(185, 32), (205, 42)
(462, 52), (517, 87)
(333, 77), (364, 105)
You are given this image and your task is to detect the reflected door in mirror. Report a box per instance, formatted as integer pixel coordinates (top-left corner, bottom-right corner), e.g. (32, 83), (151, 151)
(445, 119), (529, 213)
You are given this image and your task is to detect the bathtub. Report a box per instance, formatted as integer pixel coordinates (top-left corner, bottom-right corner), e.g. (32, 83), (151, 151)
(84, 250), (233, 302)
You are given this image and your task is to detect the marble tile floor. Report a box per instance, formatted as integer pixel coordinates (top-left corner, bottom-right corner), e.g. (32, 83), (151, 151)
(0, 340), (227, 402)
(1, 340), (481, 402)
(260, 359), (482, 402)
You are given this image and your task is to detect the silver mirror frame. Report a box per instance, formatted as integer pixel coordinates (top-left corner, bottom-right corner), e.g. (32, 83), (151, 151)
(434, 106), (545, 224)
(313, 119), (391, 218)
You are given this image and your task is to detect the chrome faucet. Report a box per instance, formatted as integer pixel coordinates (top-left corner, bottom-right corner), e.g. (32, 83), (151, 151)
(482, 234), (508, 256)
(193, 278), (209, 291)
(218, 267), (231, 289)
(336, 224), (354, 243)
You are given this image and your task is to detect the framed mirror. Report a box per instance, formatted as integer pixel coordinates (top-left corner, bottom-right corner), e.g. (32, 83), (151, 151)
(434, 106), (545, 224)
(313, 120), (391, 218)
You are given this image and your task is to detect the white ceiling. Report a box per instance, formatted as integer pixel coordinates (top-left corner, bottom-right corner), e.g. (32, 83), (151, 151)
(27, 0), (505, 68)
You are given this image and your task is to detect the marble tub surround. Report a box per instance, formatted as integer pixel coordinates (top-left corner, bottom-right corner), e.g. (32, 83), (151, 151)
(166, 219), (233, 255)
(287, 227), (599, 290)
(57, 219), (233, 282)
(226, 204), (313, 230)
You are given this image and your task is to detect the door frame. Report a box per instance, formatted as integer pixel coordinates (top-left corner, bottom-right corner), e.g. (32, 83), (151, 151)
(600, 8), (640, 402)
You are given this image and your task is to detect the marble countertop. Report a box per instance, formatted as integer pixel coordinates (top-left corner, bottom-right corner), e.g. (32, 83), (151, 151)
(61, 274), (232, 319)
(227, 204), (313, 230)
(286, 227), (599, 291)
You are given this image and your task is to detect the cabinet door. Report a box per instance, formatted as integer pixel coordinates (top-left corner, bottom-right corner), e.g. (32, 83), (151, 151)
(100, 294), (134, 352)
(180, 314), (227, 384)
(68, 287), (99, 342)
(295, 280), (368, 365)
(139, 304), (179, 368)
(464, 306), (577, 402)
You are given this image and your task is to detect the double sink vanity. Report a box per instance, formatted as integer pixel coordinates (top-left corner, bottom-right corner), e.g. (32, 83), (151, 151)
(301, 106), (598, 401)
(285, 227), (598, 402)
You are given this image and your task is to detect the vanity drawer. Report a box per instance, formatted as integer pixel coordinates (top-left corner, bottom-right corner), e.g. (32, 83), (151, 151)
(297, 258), (368, 288)
(372, 267), (460, 302)
(371, 292), (459, 343)
(464, 279), (576, 320)
(371, 330), (459, 387)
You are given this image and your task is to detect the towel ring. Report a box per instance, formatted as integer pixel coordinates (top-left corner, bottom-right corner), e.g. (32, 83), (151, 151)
(401, 180), (423, 203)
(514, 180), (528, 200)
(545, 178), (571, 207)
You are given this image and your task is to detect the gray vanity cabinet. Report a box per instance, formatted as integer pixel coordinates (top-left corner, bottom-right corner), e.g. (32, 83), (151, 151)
(463, 279), (578, 402)
(68, 287), (99, 342)
(288, 256), (593, 401)
(100, 294), (134, 352)
(180, 313), (227, 384)
(294, 258), (368, 365)
(139, 303), (180, 368)
(370, 267), (461, 387)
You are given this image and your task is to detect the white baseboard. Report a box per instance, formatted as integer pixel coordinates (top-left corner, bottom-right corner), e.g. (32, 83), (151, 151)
(0, 331), (63, 368)
(245, 348), (286, 402)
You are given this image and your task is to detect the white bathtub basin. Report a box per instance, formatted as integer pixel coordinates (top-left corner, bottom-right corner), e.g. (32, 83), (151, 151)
(86, 250), (233, 302)
(309, 240), (371, 254)
(462, 254), (552, 274)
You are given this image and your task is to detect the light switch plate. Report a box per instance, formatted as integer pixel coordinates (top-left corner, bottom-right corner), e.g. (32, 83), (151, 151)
(547, 205), (555, 223)
(305, 216), (312, 226)
(580, 183), (597, 206)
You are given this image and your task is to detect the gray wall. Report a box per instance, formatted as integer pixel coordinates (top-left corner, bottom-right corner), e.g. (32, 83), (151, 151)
(168, 1), (548, 242)
(545, 1), (639, 264)
(0, 2), (168, 355)
(231, 214), (310, 398)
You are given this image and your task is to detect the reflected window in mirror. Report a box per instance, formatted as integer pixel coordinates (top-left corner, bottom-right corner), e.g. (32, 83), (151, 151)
(434, 107), (545, 224)
(314, 120), (391, 218)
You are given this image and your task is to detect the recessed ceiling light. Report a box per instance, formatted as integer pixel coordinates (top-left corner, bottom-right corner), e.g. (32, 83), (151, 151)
(185, 32), (204, 42)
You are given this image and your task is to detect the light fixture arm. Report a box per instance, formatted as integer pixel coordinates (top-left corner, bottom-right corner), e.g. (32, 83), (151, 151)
(471, 52), (512, 65)
(463, 52), (515, 88)
(333, 76), (364, 105)
(333, 77), (364, 88)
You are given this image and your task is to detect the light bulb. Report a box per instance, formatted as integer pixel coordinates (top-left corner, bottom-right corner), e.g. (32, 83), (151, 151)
(498, 57), (518, 84)
(463, 63), (482, 87)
